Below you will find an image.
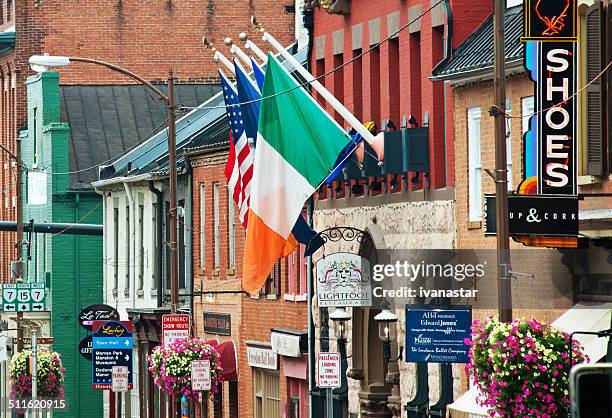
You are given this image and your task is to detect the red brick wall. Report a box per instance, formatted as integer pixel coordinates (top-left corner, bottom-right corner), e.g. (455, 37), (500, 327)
(0, 0), (294, 282)
(189, 150), (308, 418)
(311, 0), (490, 189)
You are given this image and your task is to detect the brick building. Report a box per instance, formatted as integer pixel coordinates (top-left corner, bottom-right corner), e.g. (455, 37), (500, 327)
(433, 1), (612, 416)
(0, 0), (297, 283)
(308, 1), (491, 417)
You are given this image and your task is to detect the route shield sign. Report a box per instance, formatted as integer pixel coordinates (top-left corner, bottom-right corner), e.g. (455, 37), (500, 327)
(92, 320), (133, 390)
(2, 283), (46, 312)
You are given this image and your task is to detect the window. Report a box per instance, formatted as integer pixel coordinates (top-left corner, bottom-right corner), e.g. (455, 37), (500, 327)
(199, 184), (205, 269)
(213, 182), (220, 269)
(521, 96), (535, 179)
(467, 107), (482, 222)
(333, 53), (344, 124)
(369, 45), (381, 124)
(253, 369), (280, 418)
(352, 49), (363, 120)
(178, 200), (186, 289)
(151, 203), (157, 290)
(113, 207), (119, 290)
(506, 0), (523, 8)
(388, 38), (400, 124)
(138, 204), (144, 290)
(288, 378), (308, 418)
(286, 245), (308, 300)
(125, 205), (130, 294)
(505, 99), (513, 191)
(33, 108), (38, 167)
(228, 189), (235, 269)
(262, 260), (281, 298)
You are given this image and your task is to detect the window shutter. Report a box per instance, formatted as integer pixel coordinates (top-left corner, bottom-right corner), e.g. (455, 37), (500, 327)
(586, 4), (603, 176)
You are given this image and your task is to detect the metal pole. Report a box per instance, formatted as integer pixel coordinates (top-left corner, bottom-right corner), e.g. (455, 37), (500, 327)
(167, 71), (178, 418)
(15, 135), (23, 353)
(31, 330), (38, 417)
(306, 198), (315, 418)
(492, 0), (512, 322)
(167, 70), (178, 315)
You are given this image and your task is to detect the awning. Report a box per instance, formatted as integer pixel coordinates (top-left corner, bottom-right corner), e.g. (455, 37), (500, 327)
(206, 339), (237, 381)
(447, 303), (612, 417)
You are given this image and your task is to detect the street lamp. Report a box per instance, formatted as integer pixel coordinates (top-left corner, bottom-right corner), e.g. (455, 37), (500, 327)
(330, 307), (351, 341)
(29, 54), (181, 314)
(374, 309), (399, 365)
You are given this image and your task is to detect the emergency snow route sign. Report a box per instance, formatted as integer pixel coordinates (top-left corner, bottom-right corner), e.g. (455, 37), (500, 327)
(2, 283), (46, 312)
(162, 314), (190, 350)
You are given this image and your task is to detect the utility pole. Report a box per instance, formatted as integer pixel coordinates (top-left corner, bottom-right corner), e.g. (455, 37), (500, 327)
(31, 329), (38, 415)
(167, 70), (179, 316)
(491, 0), (512, 322)
(11, 136), (24, 352)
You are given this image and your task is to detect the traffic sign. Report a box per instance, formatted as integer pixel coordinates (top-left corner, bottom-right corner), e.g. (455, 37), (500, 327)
(78, 335), (93, 361)
(191, 360), (211, 391)
(112, 366), (129, 392)
(1, 283), (46, 312)
(317, 352), (341, 388)
(162, 314), (190, 350)
(92, 320), (133, 390)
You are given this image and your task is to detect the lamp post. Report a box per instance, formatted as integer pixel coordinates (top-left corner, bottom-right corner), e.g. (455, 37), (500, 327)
(374, 309), (399, 368)
(29, 55), (180, 418)
(28, 55), (180, 314)
(329, 308), (351, 418)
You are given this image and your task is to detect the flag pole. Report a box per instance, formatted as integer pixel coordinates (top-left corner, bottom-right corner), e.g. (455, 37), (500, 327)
(213, 51), (235, 74)
(244, 40), (268, 63)
(262, 32), (377, 145)
(230, 45), (254, 69)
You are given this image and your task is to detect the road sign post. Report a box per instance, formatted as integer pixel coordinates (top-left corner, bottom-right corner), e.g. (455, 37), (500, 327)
(92, 321), (133, 390)
(2, 283), (46, 312)
(162, 314), (190, 350)
(191, 360), (211, 391)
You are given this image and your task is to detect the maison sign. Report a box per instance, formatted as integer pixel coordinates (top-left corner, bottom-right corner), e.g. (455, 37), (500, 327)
(316, 252), (371, 307)
(203, 312), (231, 336)
(484, 194), (579, 237)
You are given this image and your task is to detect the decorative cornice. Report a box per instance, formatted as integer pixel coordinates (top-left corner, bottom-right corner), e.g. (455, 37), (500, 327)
(190, 151), (229, 168)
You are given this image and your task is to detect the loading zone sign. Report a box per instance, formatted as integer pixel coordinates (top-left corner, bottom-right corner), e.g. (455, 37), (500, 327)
(2, 283), (46, 312)
(317, 352), (341, 388)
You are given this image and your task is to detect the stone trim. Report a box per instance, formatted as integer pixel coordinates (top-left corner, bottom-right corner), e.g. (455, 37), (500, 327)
(352, 23), (363, 51)
(189, 151), (229, 168)
(408, 4), (422, 33)
(315, 35), (326, 60)
(387, 11), (400, 39)
(332, 29), (344, 55)
(368, 17), (381, 46)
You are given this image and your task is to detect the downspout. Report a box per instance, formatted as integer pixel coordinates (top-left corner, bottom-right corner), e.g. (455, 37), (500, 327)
(307, 197), (315, 418)
(184, 163), (195, 330)
(123, 182), (136, 309)
(431, 0), (453, 187)
(148, 181), (164, 308)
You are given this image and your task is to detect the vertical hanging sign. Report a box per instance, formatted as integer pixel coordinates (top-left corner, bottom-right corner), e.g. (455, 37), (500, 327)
(521, 0), (578, 196)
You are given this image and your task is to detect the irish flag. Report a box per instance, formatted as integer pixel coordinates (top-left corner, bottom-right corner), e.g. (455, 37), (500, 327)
(242, 54), (352, 295)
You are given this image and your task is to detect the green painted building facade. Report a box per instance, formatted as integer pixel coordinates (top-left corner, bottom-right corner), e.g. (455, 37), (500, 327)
(21, 71), (103, 418)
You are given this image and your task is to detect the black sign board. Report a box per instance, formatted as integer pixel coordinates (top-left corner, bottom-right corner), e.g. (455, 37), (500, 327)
(521, 0), (577, 41)
(79, 335), (93, 361)
(484, 194), (578, 237)
(91, 320), (133, 390)
(405, 306), (472, 363)
(203, 312), (231, 336)
(537, 42), (577, 195)
(78, 304), (119, 330)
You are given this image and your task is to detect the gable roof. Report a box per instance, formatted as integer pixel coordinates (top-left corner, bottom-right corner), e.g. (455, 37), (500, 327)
(97, 44), (308, 183)
(433, 5), (524, 81)
(60, 84), (219, 189)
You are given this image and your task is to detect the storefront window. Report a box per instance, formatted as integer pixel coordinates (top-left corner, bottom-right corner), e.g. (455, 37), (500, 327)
(288, 378), (308, 418)
(253, 369), (280, 418)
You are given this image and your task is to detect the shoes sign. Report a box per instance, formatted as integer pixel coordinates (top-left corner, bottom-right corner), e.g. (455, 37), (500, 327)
(1, 283), (46, 312)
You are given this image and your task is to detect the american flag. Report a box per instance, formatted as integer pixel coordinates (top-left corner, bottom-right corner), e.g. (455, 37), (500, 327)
(220, 70), (254, 227)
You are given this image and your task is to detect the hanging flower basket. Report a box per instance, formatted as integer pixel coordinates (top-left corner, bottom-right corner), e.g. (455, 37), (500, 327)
(9, 348), (65, 399)
(465, 316), (588, 417)
(148, 337), (223, 401)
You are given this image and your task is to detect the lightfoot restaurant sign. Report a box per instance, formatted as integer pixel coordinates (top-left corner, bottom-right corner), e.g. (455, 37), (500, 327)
(316, 253), (372, 307)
